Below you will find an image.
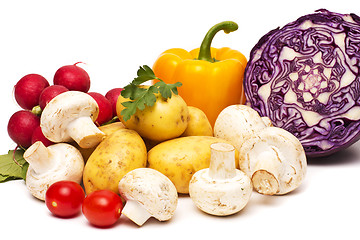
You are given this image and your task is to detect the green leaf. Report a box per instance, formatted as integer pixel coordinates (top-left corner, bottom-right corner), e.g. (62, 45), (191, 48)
(143, 88), (157, 106)
(155, 81), (183, 98)
(0, 174), (9, 182)
(133, 65), (156, 85)
(0, 149), (28, 183)
(121, 101), (138, 122)
(0, 174), (21, 183)
(120, 86), (159, 121)
(120, 65), (182, 121)
(121, 83), (145, 100)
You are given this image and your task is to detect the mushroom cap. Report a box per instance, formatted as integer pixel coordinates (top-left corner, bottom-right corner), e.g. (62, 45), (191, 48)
(238, 126), (307, 195)
(40, 91), (99, 143)
(118, 168), (178, 221)
(189, 168), (252, 216)
(261, 116), (273, 127)
(25, 143), (84, 200)
(214, 105), (267, 151)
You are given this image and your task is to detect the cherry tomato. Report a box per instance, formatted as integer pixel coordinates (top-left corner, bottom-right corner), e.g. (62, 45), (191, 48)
(82, 190), (123, 227)
(45, 181), (85, 218)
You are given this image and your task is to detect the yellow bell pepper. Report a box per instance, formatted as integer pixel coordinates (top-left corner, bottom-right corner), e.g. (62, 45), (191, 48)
(152, 21), (247, 127)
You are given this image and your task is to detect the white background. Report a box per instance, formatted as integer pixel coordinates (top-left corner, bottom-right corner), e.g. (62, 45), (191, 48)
(1, 0), (359, 239)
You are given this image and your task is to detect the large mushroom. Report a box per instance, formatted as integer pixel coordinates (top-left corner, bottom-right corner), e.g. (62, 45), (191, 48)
(118, 168), (178, 226)
(24, 141), (84, 200)
(238, 127), (307, 195)
(214, 104), (307, 195)
(189, 142), (252, 216)
(40, 91), (105, 148)
(214, 105), (268, 151)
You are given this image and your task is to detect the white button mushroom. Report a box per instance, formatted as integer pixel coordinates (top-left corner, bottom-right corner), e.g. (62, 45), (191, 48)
(189, 142), (252, 216)
(40, 91), (105, 148)
(118, 168), (178, 226)
(261, 116), (273, 127)
(24, 141), (84, 200)
(238, 126), (307, 195)
(214, 104), (307, 195)
(214, 105), (268, 151)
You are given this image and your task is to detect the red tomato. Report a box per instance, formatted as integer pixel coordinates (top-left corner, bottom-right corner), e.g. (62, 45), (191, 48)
(45, 181), (85, 218)
(82, 190), (123, 227)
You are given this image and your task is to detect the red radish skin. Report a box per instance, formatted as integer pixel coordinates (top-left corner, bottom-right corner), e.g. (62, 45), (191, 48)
(105, 88), (123, 117)
(14, 74), (50, 110)
(7, 110), (40, 148)
(31, 126), (53, 147)
(53, 63), (90, 92)
(88, 92), (113, 126)
(39, 85), (69, 110)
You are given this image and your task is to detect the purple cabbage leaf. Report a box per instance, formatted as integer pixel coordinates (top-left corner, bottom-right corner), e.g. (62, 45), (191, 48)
(244, 9), (360, 157)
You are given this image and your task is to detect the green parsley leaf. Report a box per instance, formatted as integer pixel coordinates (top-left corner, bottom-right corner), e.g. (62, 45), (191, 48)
(0, 149), (28, 183)
(154, 81), (182, 98)
(121, 83), (146, 100)
(120, 65), (182, 122)
(133, 65), (157, 85)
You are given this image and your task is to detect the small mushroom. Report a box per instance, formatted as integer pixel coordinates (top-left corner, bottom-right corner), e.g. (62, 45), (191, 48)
(214, 105), (268, 151)
(238, 126), (307, 195)
(24, 141), (84, 200)
(189, 142), (252, 216)
(118, 168), (178, 226)
(40, 91), (105, 148)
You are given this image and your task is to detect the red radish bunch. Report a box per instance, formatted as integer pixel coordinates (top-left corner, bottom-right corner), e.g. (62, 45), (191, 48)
(87, 92), (113, 126)
(7, 62), (123, 149)
(7, 110), (40, 148)
(105, 88), (123, 117)
(14, 74), (50, 110)
(39, 85), (69, 110)
(31, 126), (53, 147)
(53, 63), (91, 92)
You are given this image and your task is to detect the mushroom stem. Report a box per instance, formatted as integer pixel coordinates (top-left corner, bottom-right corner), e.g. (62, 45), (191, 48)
(23, 141), (55, 174)
(189, 142), (253, 216)
(122, 199), (152, 226)
(251, 148), (281, 195)
(209, 142), (236, 180)
(67, 116), (104, 148)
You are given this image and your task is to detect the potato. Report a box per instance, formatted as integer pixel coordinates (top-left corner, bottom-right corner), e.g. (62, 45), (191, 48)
(83, 128), (147, 195)
(99, 121), (126, 134)
(116, 91), (189, 142)
(147, 136), (239, 194)
(181, 106), (213, 137)
(74, 122), (126, 162)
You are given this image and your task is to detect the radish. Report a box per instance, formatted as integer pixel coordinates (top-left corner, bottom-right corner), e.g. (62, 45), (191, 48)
(39, 85), (68, 110)
(53, 63), (90, 92)
(31, 126), (53, 147)
(88, 92), (113, 126)
(105, 88), (123, 117)
(14, 74), (50, 110)
(7, 110), (40, 148)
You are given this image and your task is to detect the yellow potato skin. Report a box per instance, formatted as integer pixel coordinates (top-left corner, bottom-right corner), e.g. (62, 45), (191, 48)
(181, 106), (213, 137)
(147, 136), (239, 194)
(116, 92), (189, 142)
(98, 121), (126, 134)
(83, 128), (147, 195)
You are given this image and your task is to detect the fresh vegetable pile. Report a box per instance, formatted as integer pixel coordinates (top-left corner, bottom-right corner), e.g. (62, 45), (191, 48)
(0, 10), (358, 228)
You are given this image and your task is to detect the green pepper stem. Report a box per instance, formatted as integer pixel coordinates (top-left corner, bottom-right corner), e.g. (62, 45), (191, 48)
(197, 21), (238, 62)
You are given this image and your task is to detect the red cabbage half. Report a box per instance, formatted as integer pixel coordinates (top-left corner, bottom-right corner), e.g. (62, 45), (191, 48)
(244, 9), (360, 157)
